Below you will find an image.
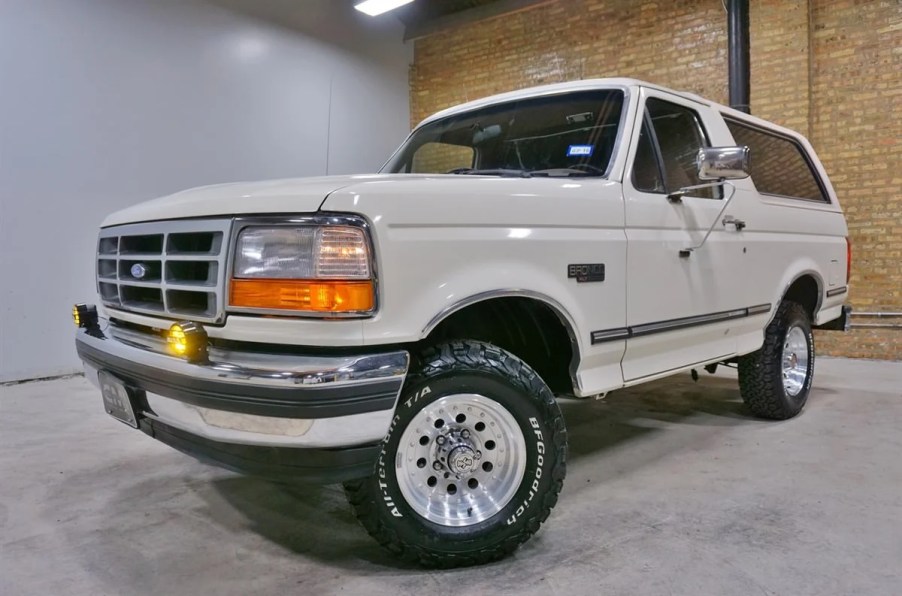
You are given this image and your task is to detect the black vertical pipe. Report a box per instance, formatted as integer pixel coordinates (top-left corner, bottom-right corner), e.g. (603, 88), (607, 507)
(727, 0), (750, 114)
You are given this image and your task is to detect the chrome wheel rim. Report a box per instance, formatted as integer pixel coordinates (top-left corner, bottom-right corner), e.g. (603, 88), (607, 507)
(782, 326), (810, 397)
(396, 393), (527, 527)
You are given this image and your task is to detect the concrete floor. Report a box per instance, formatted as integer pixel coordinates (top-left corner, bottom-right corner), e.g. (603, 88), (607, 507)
(1, 358), (900, 596)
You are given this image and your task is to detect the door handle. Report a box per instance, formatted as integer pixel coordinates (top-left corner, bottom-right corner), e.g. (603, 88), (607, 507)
(722, 216), (746, 231)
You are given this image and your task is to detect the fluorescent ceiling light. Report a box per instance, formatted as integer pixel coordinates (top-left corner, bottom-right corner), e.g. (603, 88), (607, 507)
(354, 0), (415, 17)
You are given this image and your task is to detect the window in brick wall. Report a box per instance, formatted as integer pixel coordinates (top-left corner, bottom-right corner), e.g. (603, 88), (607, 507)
(724, 119), (828, 202)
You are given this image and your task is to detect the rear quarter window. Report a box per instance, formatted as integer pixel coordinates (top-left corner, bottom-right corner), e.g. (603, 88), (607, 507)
(724, 118), (829, 203)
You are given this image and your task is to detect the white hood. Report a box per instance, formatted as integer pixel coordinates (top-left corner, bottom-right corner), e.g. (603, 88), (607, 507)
(101, 174), (401, 227)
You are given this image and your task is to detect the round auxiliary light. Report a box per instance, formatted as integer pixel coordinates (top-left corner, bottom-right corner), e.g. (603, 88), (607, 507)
(72, 303), (99, 330)
(167, 321), (208, 362)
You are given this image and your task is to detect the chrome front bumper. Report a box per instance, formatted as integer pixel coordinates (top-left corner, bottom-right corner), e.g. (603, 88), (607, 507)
(76, 327), (409, 450)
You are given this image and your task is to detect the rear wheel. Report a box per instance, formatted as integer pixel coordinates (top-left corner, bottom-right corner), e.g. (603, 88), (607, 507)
(738, 301), (815, 420)
(344, 340), (567, 568)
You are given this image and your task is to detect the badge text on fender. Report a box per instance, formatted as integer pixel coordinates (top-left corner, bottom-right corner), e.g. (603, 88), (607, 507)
(568, 263), (605, 283)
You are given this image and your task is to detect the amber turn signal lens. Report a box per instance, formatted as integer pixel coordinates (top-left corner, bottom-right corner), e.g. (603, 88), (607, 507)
(229, 279), (375, 313)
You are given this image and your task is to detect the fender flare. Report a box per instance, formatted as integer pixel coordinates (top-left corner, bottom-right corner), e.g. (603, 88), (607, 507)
(770, 268), (825, 326)
(420, 288), (584, 394)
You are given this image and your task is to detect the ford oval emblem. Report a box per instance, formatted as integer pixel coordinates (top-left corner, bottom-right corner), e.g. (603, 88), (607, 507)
(130, 263), (148, 279)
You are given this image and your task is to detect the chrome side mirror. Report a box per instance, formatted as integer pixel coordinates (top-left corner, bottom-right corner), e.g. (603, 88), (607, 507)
(697, 146), (751, 180)
(667, 146), (751, 203)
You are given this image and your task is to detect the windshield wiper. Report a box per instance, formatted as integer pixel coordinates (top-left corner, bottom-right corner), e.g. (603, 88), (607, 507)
(447, 168), (532, 178)
(530, 167), (604, 178)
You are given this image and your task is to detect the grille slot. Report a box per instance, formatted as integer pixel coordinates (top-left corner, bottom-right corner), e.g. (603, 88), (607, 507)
(166, 261), (216, 285)
(98, 237), (118, 255)
(97, 259), (117, 279)
(99, 282), (119, 302)
(120, 285), (164, 311)
(167, 289), (215, 317)
(167, 232), (221, 254)
(96, 219), (231, 323)
(119, 234), (163, 254)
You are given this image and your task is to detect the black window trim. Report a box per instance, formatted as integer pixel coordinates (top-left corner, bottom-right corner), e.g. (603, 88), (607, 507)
(631, 97), (721, 200)
(722, 115), (831, 204)
(639, 108), (668, 192)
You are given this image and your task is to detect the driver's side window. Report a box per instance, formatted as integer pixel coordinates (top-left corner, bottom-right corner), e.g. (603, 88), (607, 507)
(632, 98), (717, 199)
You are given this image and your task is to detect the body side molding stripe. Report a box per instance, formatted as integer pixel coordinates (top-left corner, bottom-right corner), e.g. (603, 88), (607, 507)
(591, 303), (772, 345)
(589, 328), (631, 343)
(826, 286), (848, 298)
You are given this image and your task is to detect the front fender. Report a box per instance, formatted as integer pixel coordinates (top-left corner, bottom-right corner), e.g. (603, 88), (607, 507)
(323, 176), (629, 396)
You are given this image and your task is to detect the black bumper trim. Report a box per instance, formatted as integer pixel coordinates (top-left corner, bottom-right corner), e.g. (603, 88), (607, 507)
(140, 418), (379, 483)
(77, 339), (401, 419)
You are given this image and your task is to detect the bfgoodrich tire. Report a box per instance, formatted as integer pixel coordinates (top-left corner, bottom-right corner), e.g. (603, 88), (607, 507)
(738, 301), (815, 420)
(344, 340), (567, 568)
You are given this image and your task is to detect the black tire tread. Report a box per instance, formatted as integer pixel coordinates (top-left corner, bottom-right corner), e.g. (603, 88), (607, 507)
(344, 340), (567, 568)
(738, 301), (813, 420)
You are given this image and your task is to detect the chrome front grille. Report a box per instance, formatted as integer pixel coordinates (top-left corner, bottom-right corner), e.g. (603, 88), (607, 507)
(97, 219), (232, 323)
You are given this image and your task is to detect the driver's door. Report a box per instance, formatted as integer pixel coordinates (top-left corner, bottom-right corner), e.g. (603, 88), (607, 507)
(620, 89), (748, 381)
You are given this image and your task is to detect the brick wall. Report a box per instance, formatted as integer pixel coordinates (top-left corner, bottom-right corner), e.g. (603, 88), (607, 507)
(409, 0), (902, 360)
(808, 0), (902, 359)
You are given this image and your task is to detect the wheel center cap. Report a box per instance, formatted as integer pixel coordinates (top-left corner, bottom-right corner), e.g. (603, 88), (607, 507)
(789, 353), (798, 368)
(448, 445), (477, 474)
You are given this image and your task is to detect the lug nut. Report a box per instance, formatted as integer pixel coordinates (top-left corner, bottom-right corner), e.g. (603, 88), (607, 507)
(436, 436), (447, 445)
(433, 461), (442, 471)
(461, 429), (470, 439)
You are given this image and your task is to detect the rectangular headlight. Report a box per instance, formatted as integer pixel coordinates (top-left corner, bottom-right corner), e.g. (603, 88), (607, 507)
(233, 226), (370, 280)
(234, 227), (317, 279)
(230, 224), (374, 314)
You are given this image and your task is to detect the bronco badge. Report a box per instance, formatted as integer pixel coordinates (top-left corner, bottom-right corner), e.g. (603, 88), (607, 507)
(567, 263), (605, 283)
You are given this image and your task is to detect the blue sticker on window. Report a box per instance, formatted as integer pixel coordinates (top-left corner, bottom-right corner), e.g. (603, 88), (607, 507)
(567, 145), (594, 157)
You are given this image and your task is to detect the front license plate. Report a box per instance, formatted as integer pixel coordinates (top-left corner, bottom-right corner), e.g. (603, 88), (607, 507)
(98, 371), (139, 428)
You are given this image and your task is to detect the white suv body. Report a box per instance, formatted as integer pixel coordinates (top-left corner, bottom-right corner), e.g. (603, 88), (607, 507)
(75, 78), (850, 566)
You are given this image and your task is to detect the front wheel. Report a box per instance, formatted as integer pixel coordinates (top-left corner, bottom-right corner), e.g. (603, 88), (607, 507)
(738, 301), (815, 420)
(344, 341), (567, 568)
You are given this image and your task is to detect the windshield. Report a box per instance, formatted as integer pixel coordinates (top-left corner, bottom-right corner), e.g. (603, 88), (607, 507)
(382, 89), (625, 178)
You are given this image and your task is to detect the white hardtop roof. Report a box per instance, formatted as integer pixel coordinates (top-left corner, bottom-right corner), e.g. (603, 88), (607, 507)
(415, 77), (805, 141)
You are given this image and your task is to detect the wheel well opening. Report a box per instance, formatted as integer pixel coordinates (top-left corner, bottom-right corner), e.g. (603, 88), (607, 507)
(784, 275), (819, 320)
(422, 297), (576, 395)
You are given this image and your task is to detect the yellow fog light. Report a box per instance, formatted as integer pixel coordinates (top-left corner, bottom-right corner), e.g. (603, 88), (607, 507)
(167, 321), (208, 362)
(73, 303), (98, 329)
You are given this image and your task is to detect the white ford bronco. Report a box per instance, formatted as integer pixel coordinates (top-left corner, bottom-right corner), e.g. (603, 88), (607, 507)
(75, 78), (851, 567)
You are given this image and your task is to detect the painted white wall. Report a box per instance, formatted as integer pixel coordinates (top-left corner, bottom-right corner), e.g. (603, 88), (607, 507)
(0, 0), (411, 382)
